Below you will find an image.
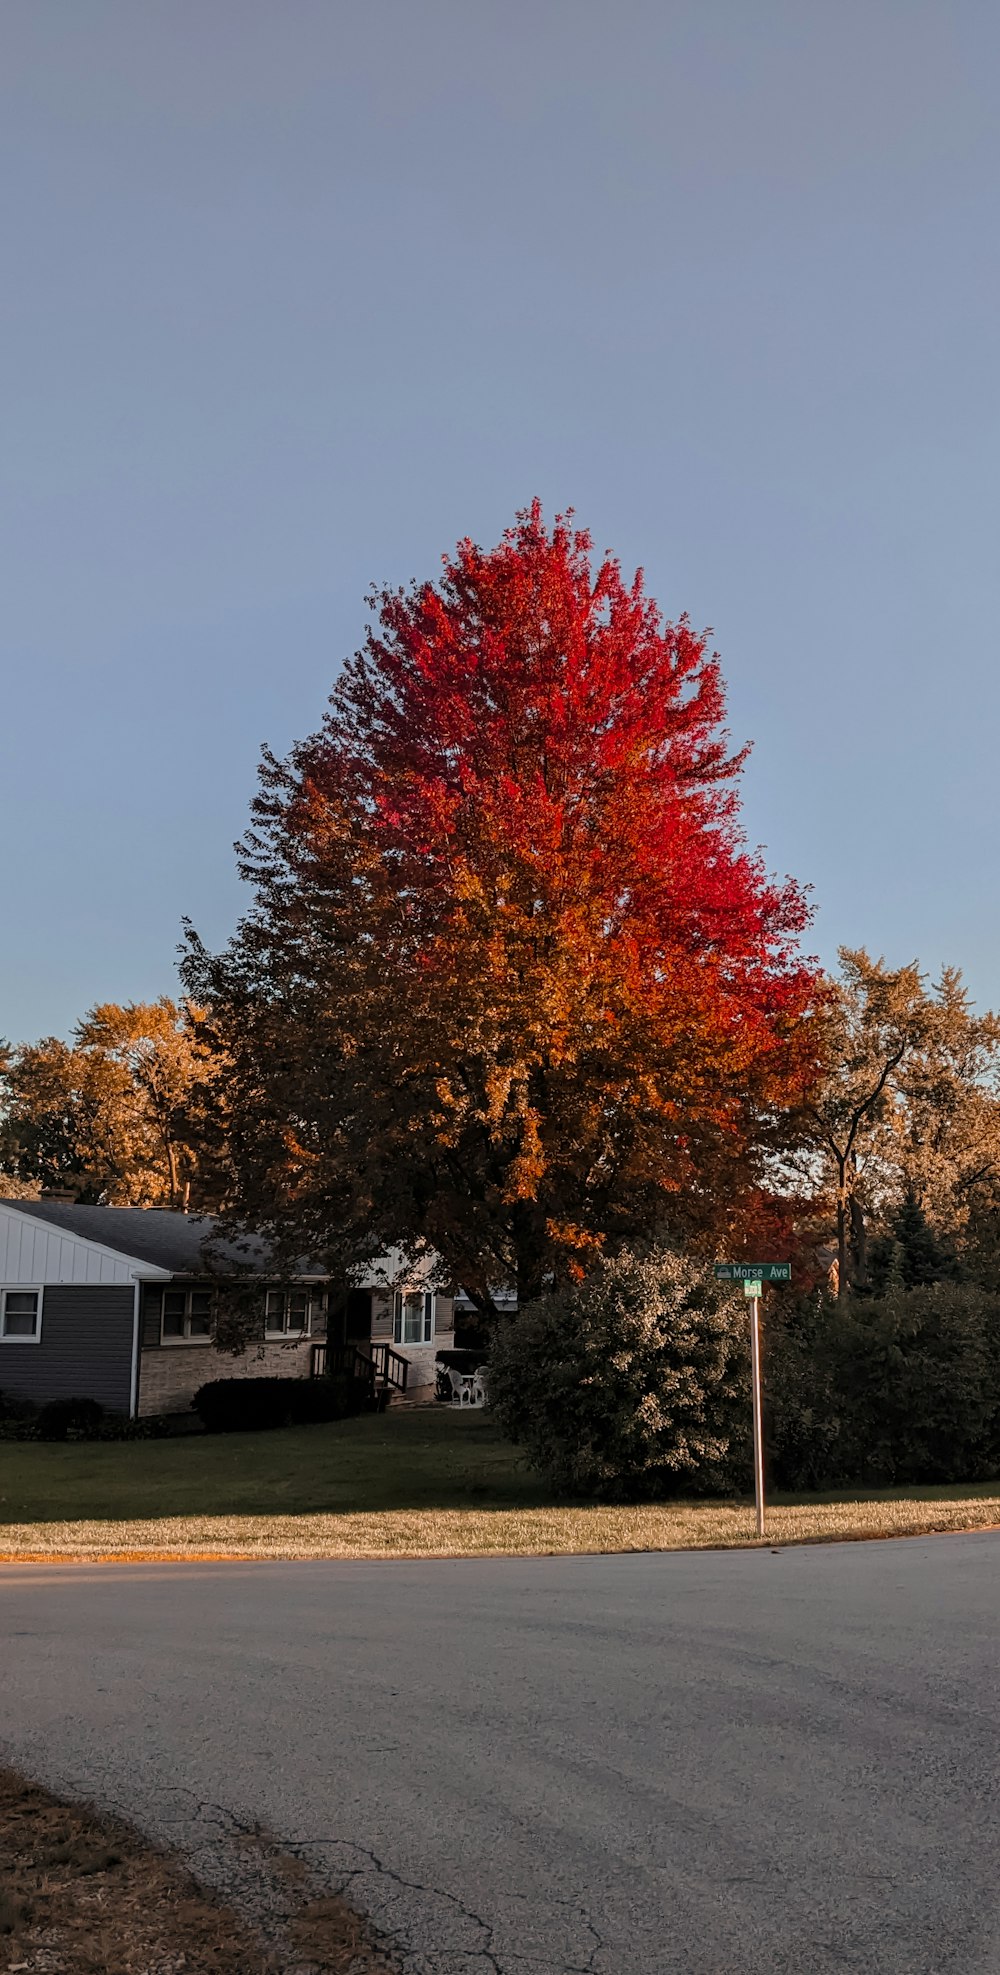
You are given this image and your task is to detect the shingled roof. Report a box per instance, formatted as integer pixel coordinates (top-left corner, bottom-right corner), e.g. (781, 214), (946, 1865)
(4, 1203), (284, 1276)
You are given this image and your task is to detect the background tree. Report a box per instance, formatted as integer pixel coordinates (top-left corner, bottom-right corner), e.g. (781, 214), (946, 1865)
(803, 950), (1000, 1294)
(803, 950), (929, 1295)
(187, 504), (819, 1303)
(892, 965), (1000, 1248)
(867, 1196), (960, 1295)
(0, 998), (221, 1205)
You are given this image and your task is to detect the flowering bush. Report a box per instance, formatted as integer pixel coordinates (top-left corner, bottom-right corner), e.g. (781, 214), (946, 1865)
(489, 1248), (751, 1498)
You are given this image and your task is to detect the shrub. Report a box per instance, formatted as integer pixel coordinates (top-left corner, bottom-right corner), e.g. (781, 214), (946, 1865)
(0, 1395), (180, 1442)
(36, 1397), (105, 1443)
(767, 1283), (1000, 1490)
(89, 1414), (182, 1442)
(488, 1248), (751, 1498)
(0, 1389), (38, 1424)
(192, 1373), (359, 1433)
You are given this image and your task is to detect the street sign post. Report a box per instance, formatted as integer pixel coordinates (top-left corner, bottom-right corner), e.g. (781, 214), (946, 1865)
(714, 1263), (792, 1539)
(748, 1291), (765, 1539)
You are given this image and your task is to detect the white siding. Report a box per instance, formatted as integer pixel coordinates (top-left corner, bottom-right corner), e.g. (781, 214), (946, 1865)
(0, 1207), (170, 1286)
(360, 1248), (438, 1290)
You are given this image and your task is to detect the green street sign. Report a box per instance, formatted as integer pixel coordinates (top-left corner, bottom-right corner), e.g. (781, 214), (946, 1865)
(714, 1262), (792, 1283)
(743, 1280), (763, 1298)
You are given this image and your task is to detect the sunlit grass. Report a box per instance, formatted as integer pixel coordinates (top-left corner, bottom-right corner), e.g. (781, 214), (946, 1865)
(2, 1408), (998, 1561)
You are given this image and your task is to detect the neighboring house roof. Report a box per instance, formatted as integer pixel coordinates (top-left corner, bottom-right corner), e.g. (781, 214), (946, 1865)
(454, 1287), (518, 1311)
(3, 1203), (278, 1277)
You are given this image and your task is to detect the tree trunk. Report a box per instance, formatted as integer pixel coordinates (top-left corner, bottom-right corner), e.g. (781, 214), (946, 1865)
(849, 1188), (868, 1293)
(836, 1157), (849, 1299)
(511, 1201), (550, 1307)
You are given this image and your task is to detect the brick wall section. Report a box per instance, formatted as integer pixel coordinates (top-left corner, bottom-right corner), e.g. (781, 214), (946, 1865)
(137, 1337), (316, 1416)
(138, 1278), (326, 1415)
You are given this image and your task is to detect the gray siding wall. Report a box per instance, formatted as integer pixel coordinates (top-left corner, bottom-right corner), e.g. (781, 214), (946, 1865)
(0, 1285), (134, 1413)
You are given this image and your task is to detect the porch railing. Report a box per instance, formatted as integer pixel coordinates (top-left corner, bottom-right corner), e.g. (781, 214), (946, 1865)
(369, 1340), (409, 1390)
(310, 1339), (409, 1394)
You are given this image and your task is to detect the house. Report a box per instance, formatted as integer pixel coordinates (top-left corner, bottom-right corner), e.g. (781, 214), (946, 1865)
(0, 1201), (461, 1418)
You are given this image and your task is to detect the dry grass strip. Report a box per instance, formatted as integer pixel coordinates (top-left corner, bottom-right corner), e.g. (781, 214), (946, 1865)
(0, 1767), (273, 1973)
(0, 1768), (395, 1974)
(3, 1495), (1000, 1563)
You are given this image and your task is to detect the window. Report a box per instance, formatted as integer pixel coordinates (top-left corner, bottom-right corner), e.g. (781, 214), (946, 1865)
(393, 1291), (434, 1346)
(265, 1289), (312, 1337)
(0, 1288), (41, 1343)
(161, 1287), (213, 1343)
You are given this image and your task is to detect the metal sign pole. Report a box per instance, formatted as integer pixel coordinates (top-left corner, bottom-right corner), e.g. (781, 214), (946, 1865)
(713, 1263), (787, 1541)
(750, 1292), (765, 1539)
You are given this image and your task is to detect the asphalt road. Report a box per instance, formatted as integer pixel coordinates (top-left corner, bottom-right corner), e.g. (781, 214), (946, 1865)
(2, 1537), (999, 1973)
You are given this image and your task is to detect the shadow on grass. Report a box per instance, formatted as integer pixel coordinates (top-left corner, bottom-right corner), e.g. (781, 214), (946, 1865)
(0, 1409), (567, 1526)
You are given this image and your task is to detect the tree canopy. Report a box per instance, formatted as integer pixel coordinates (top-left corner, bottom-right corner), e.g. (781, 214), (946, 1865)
(0, 998), (220, 1206)
(185, 503), (819, 1301)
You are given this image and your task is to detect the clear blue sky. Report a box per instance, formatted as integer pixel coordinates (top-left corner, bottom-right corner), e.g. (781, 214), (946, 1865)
(3, 2), (998, 1041)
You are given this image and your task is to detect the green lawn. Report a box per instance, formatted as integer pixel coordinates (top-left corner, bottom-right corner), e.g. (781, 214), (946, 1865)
(0, 1409), (549, 1525)
(2, 1409), (1000, 1562)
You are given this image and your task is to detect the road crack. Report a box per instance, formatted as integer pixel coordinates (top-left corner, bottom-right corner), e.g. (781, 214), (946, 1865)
(280, 1830), (605, 1974)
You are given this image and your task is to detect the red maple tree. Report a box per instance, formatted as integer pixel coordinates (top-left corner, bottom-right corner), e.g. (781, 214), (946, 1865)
(193, 504), (819, 1303)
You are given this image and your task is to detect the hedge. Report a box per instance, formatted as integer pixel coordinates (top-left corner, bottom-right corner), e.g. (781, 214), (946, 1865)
(767, 1282), (1000, 1490)
(488, 1258), (1000, 1498)
(191, 1373), (361, 1433)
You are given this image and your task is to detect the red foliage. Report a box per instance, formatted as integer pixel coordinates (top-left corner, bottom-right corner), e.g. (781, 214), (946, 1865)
(326, 500), (811, 1064)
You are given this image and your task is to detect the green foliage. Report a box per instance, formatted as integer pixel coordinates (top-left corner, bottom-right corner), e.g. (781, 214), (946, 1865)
(488, 1247), (751, 1498)
(0, 1387), (38, 1424)
(192, 1374), (361, 1433)
(488, 1254), (1000, 1500)
(0, 1400), (199, 1443)
(867, 1197), (960, 1296)
(768, 1283), (1000, 1489)
(35, 1397), (105, 1443)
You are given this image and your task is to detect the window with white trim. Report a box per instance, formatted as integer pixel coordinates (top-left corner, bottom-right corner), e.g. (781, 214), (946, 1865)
(393, 1290), (435, 1345)
(265, 1289), (312, 1337)
(161, 1287), (213, 1342)
(0, 1288), (41, 1342)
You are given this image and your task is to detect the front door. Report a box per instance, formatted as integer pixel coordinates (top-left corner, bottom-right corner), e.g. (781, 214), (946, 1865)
(344, 1288), (372, 1345)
